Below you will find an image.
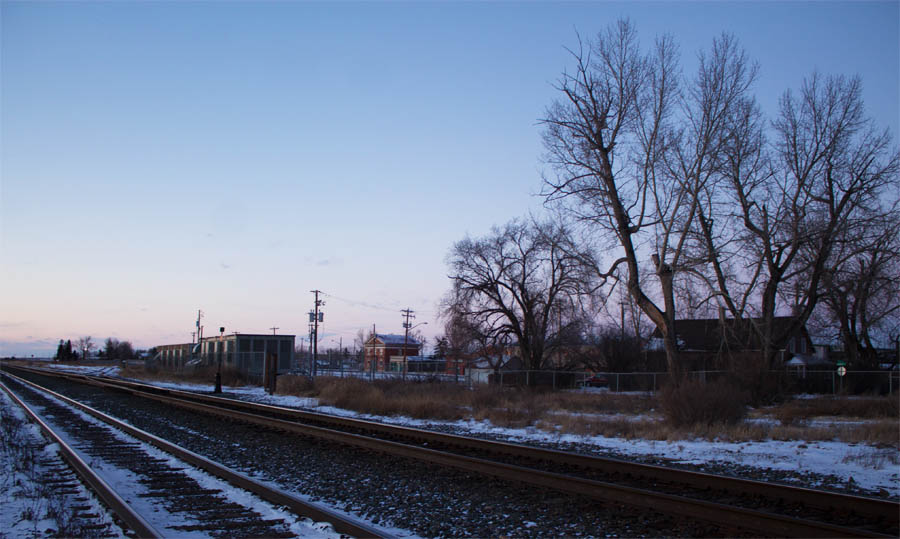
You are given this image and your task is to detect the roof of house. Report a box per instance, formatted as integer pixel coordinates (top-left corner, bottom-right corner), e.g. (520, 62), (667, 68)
(367, 333), (421, 346)
(156, 343), (193, 350)
(648, 316), (806, 352)
(470, 355), (520, 370)
(785, 354), (833, 367)
(201, 333), (296, 341)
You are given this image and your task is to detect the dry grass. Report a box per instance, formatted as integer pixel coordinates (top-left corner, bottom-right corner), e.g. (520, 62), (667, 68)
(774, 395), (899, 424)
(274, 374), (315, 394)
(272, 376), (656, 426)
(660, 378), (750, 427)
(119, 364), (252, 387)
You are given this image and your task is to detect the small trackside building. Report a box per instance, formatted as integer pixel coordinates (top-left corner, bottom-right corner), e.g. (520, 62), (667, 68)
(156, 343), (194, 370)
(199, 333), (295, 376)
(153, 333), (295, 378)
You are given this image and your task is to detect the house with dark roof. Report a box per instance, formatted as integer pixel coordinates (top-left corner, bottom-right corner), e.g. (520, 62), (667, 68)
(648, 315), (813, 369)
(363, 333), (422, 373)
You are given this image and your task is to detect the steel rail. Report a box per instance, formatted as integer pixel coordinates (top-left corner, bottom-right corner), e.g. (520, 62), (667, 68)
(82, 369), (899, 527)
(77, 375), (890, 537)
(2, 371), (389, 539)
(0, 378), (163, 539)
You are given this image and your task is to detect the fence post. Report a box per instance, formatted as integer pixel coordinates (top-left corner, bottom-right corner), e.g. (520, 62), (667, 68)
(615, 373), (619, 392)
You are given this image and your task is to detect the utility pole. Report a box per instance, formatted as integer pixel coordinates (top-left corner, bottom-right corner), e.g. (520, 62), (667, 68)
(195, 309), (204, 359)
(311, 290), (324, 378)
(402, 308), (414, 380)
(270, 326), (279, 335)
(371, 324), (377, 375)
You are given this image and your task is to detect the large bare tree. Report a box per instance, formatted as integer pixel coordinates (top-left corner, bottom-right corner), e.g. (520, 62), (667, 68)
(814, 211), (900, 367)
(708, 73), (900, 367)
(443, 218), (596, 378)
(541, 21), (756, 377)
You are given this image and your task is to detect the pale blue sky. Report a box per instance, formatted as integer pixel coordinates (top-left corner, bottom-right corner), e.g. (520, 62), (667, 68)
(2, 1), (898, 356)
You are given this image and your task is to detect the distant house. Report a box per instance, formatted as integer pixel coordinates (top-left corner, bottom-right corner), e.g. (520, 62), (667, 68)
(363, 334), (421, 373)
(647, 315), (813, 369)
(468, 355), (520, 384)
(785, 348), (834, 377)
(444, 344), (516, 377)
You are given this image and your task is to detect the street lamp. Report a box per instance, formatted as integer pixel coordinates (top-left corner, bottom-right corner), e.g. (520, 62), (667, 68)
(403, 322), (427, 380)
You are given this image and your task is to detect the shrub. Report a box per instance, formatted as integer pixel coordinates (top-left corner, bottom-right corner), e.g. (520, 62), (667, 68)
(275, 374), (315, 395)
(219, 365), (251, 387)
(660, 378), (750, 427)
(775, 394), (899, 425)
(729, 367), (788, 405)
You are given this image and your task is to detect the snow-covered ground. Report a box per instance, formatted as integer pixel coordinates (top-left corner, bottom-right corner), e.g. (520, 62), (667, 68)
(12, 363), (900, 499)
(0, 386), (127, 538)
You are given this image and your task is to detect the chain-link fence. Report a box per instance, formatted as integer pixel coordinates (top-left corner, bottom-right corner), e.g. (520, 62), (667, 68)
(783, 369), (899, 395)
(149, 349), (900, 395)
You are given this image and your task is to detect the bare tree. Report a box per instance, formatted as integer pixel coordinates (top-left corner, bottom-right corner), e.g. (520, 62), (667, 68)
(443, 218), (596, 380)
(713, 73), (900, 367)
(815, 211), (900, 367)
(76, 336), (95, 361)
(541, 21), (755, 378)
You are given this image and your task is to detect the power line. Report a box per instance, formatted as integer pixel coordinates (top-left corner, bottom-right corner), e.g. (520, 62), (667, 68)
(321, 293), (399, 313)
(321, 292), (436, 314)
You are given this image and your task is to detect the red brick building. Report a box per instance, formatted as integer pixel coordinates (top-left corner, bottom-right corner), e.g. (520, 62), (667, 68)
(363, 334), (421, 372)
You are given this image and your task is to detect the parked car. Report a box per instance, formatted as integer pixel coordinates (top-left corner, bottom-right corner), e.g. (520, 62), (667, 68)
(581, 374), (609, 388)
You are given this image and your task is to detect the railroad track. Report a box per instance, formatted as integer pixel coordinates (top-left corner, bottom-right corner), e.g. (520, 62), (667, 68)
(5, 365), (898, 537)
(0, 370), (388, 539)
